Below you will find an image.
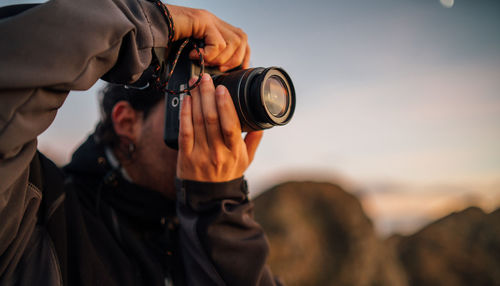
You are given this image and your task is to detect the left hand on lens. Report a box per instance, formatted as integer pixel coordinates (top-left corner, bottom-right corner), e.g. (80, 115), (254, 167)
(166, 5), (250, 72)
(176, 74), (263, 182)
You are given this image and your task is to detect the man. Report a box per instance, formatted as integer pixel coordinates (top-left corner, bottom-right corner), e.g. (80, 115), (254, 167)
(0, 0), (279, 285)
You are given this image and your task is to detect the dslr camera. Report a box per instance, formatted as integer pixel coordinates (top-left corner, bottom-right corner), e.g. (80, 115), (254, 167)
(161, 40), (296, 149)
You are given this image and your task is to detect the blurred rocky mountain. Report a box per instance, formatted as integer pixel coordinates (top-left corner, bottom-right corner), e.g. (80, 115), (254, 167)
(390, 206), (500, 286)
(253, 181), (500, 286)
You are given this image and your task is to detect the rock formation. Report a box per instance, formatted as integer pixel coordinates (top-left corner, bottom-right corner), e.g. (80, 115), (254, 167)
(253, 181), (408, 286)
(253, 181), (500, 286)
(391, 207), (500, 286)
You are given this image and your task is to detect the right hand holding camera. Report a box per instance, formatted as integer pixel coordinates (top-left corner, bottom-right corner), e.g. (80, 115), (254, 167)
(176, 74), (263, 182)
(166, 4), (250, 72)
(166, 5), (259, 182)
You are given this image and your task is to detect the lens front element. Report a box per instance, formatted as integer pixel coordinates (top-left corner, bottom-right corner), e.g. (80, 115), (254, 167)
(257, 67), (295, 127)
(214, 66), (295, 131)
(263, 75), (289, 117)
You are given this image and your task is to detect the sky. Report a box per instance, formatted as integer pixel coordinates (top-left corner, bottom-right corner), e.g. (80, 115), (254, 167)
(39, 0), (500, 235)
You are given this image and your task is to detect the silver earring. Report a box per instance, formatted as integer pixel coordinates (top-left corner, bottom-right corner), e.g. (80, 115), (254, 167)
(128, 142), (136, 154)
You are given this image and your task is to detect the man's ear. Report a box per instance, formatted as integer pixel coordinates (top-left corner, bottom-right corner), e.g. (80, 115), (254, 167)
(111, 101), (143, 143)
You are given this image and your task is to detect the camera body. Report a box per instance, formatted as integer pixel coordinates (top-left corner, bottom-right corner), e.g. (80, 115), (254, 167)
(163, 40), (295, 150)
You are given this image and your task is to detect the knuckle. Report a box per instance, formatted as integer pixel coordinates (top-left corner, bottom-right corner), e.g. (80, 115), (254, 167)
(228, 151), (238, 162)
(204, 112), (219, 125)
(211, 150), (223, 166)
(234, 27), (243, 35)
(223, 128), (235, 139)
(237, 28), (247, 40)
(195, 8), (209, 18)
(217, 41), (227, 52)
(179, 128), (192, 139)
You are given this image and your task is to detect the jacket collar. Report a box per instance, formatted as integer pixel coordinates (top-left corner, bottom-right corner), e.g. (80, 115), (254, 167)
(64, 134), (176, 227)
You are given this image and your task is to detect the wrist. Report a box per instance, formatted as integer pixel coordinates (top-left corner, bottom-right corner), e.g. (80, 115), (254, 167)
(164, 4), (195, 42)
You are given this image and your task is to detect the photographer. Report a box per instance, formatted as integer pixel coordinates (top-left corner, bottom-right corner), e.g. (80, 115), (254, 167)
(0, 1), (280, 285)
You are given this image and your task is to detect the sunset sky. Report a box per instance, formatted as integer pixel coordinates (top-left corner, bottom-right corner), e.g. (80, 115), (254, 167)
(39, 0), (500, 235)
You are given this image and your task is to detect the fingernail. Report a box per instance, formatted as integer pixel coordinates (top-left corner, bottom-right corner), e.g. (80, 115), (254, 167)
(202, 73), (211, 82)
(215, 85), (226, 96)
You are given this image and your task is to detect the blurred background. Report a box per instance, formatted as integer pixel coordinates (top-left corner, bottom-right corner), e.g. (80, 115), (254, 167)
(39, 0), (500, 272)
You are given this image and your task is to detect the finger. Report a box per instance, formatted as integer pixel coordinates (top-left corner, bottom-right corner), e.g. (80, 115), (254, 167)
(220, 42), (248, 72)
(212, 45), (239, 70)
(242, 44), (251, 69)
(189, 77), (208, 148)
(199, 73), (224, 148)
(244, 131), (263, 164)
(202, 27), (227, 63)
(215, 85), (241, 149)
(218, 28), (248, 71)
(179, 95), (194, 154)
(210, 31), (240, 69)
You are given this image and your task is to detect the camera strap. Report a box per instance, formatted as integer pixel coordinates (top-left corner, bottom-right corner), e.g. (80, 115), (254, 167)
(158, 38), (205, 95)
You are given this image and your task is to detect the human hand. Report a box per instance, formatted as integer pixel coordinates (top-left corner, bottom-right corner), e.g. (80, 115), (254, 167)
(176, 74), (263, 182)
(166, 4), (250, 72)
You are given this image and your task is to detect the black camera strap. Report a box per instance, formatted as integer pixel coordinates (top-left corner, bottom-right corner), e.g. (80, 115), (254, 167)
(159, 38), (205, 95)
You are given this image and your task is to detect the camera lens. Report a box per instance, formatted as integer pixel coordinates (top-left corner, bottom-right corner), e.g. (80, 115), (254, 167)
(212, 66), (295, 132)
(263, 75), (289, 117)
(163, 39), (296, 150)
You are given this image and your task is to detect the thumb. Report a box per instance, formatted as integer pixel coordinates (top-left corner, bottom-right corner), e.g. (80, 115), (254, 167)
(244, 131), (264, 163)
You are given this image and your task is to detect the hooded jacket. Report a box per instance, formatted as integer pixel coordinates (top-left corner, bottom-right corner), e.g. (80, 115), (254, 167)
(0, 1), (278, 285)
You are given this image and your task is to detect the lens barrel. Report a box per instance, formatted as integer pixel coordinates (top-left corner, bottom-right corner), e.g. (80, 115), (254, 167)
(212, 67), (295, 132)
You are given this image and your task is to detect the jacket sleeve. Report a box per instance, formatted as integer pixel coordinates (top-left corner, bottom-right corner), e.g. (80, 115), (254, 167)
(0, 0), (169, 278)
(176, 177), (281, 286)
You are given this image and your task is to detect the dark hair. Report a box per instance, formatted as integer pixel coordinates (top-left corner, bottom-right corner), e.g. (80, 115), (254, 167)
(95, 83), (164, 147)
